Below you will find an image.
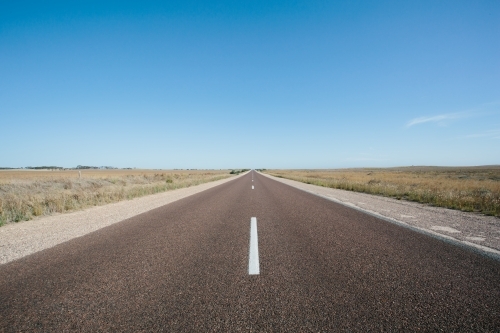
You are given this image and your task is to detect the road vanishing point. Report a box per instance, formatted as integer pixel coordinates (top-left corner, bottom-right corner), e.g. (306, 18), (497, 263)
(1, 170), (499, 331)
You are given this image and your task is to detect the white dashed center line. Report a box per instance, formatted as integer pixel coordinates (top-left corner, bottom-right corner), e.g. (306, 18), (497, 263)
(248, 217), (260, 275)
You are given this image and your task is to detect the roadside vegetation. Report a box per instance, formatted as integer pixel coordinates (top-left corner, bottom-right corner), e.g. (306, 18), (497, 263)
(0, 169), (233, 226)
(230, 169), (250, 175)
(264, 166), (500, 217)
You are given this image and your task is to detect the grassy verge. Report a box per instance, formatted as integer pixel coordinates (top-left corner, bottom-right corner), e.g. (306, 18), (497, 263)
(0, 170), (233, 226)
(264, 167), (500, 217)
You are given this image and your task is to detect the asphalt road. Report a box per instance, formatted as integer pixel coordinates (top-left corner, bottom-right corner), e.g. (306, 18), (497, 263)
(1, 171), (499, 332)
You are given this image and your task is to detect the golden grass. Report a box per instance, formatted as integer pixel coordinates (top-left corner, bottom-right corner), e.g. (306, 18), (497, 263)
(265, 166), (500, 217)
(0, 169), (233, 226)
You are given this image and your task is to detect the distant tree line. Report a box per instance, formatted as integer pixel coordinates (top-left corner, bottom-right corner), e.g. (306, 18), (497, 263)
(1, 166), (127, 170)
(25, 166), (64, 170)
(230, 169), (250, 175)
(76, 165), (119, 169)
(76, 165), (98, 169)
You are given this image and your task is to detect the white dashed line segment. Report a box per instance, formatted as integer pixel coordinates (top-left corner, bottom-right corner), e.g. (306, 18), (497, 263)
(248, 217), (260, 275)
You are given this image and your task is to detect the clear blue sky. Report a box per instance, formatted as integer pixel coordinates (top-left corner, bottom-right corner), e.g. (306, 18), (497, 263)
(1, 1), (499, 169)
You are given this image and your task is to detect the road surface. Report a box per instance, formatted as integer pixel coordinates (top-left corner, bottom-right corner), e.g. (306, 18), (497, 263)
(1, 171), (499, 331)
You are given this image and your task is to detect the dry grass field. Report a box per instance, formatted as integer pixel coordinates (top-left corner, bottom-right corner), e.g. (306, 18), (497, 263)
(265, 166), (500, 217)
(0, 169), (233, 226)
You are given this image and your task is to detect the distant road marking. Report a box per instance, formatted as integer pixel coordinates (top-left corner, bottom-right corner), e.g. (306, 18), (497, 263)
(252, 185), (254, 189)
(248, 217), (260, 275)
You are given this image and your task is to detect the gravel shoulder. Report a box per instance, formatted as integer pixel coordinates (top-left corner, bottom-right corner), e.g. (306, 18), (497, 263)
(0, 173), (245, 265)
(262, 172), (500, 258)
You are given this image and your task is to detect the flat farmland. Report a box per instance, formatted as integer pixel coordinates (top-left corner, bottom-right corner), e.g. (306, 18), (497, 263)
(265, 166), (500, 217)
(0, 169), (233, 225)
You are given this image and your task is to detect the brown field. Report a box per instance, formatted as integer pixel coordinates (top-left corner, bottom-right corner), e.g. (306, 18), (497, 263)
(264, 166), (500, 217)
(0, 169), (233, 226)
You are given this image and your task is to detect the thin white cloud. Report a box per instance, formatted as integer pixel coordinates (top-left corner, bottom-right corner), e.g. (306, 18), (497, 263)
(466, 129), (500, 139)
(406, 112), (467, 127)
(406, 102), (500, 128)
